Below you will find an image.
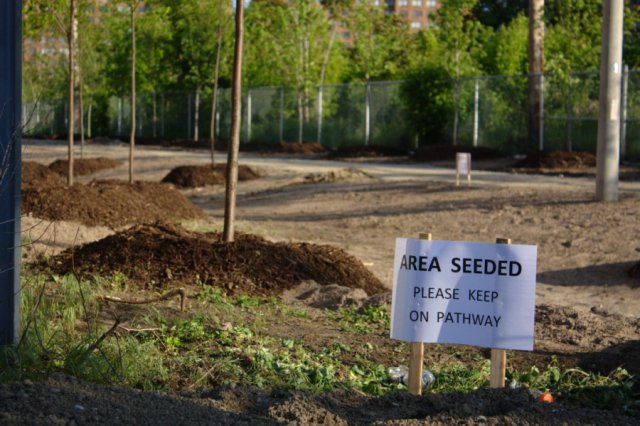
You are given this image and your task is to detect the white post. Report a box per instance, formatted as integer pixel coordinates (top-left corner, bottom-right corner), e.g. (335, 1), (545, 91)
(473, 78), (479, 147)
(596, 0), (624, 202)
(317, 85), (323, 144)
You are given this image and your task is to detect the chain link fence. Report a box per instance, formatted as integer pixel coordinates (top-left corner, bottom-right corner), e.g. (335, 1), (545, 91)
(23, 70), (640, 160)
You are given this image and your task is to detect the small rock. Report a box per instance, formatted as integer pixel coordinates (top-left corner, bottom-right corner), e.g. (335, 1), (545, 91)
(74, 404), (85, 411)
(561, 240), (572, 248)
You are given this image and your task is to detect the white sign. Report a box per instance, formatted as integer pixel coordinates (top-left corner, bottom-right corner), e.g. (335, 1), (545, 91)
(456, 152), (471, 175)
(390, 239), (537, 351)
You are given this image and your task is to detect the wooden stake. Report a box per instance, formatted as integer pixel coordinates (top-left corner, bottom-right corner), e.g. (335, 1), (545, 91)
(490, 237), (511, 388)
(408, 232), (432, 395)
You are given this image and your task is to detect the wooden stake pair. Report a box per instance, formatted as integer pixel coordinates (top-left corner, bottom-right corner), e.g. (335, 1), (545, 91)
(407, 234), (509, 395)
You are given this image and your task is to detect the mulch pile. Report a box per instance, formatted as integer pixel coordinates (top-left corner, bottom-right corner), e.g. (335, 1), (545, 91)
(48, 157), (122, 177)
(161, 163), (259, 188)
(513, 150), (596, 170)
(413, 144), (504, 162)
(22, 181), (205, 228)
(46, 222), (387, 297)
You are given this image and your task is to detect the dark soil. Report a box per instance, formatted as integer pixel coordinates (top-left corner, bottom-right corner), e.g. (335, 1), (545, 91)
(274, 141), (327, 154)
(326, 144), (410, 159)
(21, 161), (65, 188)
(1, 374), (637, 425)
(22, 181), (205, 228)
(46, 222), (387, 296)
(161, 164), (259, 188)
(513, 150), (596, 170)
(48, 157), (122, 177)
(413, 144), (504, 162)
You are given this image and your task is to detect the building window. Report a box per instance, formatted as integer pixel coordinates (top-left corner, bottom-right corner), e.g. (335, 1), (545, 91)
(412, 0), (422, 6)
(399, 10), (408, 16)
(372, 0), (380, 6)
(398, 0), (408, 6)
(342, 31), (351, 39)
(412, 10), (422, 17)
(426, 0), (436, 6)
(411, 21), (422, 29)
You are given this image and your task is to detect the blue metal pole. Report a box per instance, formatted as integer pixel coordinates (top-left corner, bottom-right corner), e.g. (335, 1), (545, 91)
(0, 0), (22, 345)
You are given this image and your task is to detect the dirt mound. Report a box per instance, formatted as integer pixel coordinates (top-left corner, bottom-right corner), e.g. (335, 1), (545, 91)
(413, 144), (504, 162)
(326, 144), (408, 159)
(21, 161), (65, 188)
(514, 150), (596, 170)
(46, 222), (386, 296)
(303, 167), (375, 184)
(48, 157), (122, 177)
(22, 181), (205, 228)
(161, 164), (259, 188)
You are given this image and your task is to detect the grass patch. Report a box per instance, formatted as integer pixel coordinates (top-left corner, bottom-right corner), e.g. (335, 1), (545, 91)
(2, 273), (638, 414)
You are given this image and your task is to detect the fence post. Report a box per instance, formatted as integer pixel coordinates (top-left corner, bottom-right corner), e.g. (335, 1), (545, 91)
(187, 92), (192, 140)
(0, 0), (22, 345)
(567, 74), (573, 152)
(160, 93), (165, 138)
(317, 85), (323, 144)
(246, 89), (252, 144)
(364, 82), (371, 146)
(620, 64), (629, 158)
(452, 79), (459, 146)
(152, 92), (157, 139)
(118, 97), (122, 137)
(473, 78), (480, 147)
(279, 87), (284, 142)
(539, 73), (545, 151)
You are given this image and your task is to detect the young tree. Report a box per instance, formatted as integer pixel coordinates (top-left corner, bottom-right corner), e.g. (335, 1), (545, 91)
(129, 1), (140, 184)
(223, 0), (245, 242)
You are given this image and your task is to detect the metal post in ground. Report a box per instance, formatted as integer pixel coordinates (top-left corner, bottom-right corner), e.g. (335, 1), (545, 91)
(596, 0), (624, 201)
(473, 78), (479, 147)
(0, 0), (22, 345)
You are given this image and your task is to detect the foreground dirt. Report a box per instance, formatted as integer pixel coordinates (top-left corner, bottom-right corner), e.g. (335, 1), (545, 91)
(2, 374), (637, 425)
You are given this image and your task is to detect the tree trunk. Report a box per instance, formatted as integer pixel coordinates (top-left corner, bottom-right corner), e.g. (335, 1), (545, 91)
(67, 0), (76, 186)
(210, 27), (223, 168)
(223, 1), (244, 243)
(129, 3), (137, 184)
(528, 0), (544, 151)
